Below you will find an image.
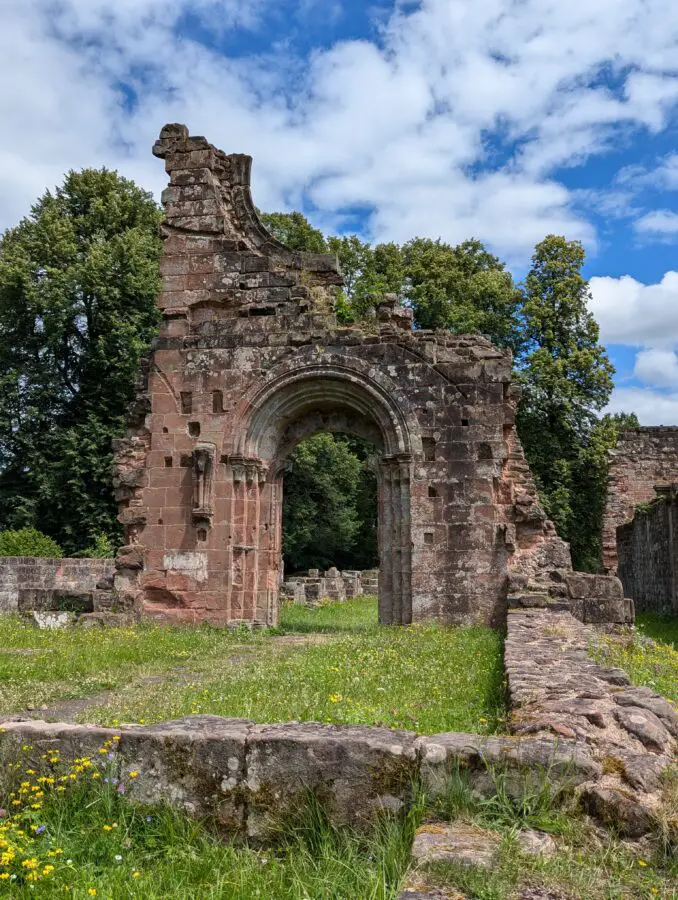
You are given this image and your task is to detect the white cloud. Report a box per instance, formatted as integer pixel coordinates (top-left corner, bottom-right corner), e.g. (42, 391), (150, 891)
(605, 386), (678, 425)
(3, 0), (678, 258)
(618, 152), (678, 191)
(634, 349), (678, 387)
(634, 210), (678, 235)
(589, 272), (678, 348)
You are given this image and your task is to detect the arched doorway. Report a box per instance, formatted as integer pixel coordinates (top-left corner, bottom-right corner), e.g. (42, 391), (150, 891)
(232, 365), (415, 625)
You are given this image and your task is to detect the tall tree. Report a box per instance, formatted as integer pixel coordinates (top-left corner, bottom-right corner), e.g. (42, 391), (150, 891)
(516, 235), (615, 563)
(0, 169), (162, 554)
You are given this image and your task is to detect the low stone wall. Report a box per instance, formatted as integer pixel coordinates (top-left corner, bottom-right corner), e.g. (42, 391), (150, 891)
(0, 716), (598, 842)
(0, 557), (115, 614)
(505, 607), (677, 835)
(617, 486), (678, 616)
(280, 567), (380, 606)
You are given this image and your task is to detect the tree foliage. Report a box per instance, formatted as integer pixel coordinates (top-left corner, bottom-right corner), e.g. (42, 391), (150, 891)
(0, 169), (162, 554)
(0, 191), (631, 572)
(282, 433), (378, 574)
(516, 235), (615, 567)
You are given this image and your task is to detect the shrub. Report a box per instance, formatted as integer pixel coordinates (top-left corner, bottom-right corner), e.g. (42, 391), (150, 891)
(0, 527), (63, 558)
(76, 533), (116, 558)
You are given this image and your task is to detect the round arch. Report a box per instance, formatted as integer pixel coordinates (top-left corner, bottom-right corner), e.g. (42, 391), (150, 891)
(230, 358), (416, 626)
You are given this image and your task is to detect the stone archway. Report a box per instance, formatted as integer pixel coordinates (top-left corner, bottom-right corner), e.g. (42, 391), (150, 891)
(233, 364), (416, 624)
(112, 124), (571, 627)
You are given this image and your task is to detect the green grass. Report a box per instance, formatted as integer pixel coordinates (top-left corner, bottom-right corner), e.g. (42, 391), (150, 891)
(0, 740), (419, 898)
(592, 613), (678, 705)
(0, 617), (259, 713)
(0, 598), (505, 735)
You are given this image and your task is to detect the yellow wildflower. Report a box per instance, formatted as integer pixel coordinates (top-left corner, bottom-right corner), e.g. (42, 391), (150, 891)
(129, 771), (139, 778)
(88, 889), (97, 897)
(133, 871), (140, 878)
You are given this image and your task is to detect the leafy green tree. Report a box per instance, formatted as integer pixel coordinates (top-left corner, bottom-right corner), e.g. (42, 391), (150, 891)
(259, 211), (328, 253)
(0, 169), (162, 554)
(516, 235), (615, 563)
(282, 433), (378, 574)
(568, 412), (639, 571)
(0, 527), (63, 558)
(402, 238), (523, 350)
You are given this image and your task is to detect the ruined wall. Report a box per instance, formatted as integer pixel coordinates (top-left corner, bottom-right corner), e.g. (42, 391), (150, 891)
(0, 557), (114, 613)
(112, 124), (569, 628)
(603, 426), (678, 573)
(617, 486), (678, 615)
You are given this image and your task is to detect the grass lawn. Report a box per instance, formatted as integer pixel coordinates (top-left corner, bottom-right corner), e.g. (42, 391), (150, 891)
(592, 613), (678, 705)
(0, 597), (505, 735)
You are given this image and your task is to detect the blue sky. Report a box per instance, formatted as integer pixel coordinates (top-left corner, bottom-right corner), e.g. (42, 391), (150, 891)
(3, 0), (678, 423)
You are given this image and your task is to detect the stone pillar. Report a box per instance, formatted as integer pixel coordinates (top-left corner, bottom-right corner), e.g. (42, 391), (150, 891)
(378, 454), (412, 624)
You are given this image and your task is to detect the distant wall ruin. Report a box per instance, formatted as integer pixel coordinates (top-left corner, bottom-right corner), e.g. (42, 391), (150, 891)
(617, 485), (678, 616)
(603, 426), (678, 573)
(0, 557), (114, 614)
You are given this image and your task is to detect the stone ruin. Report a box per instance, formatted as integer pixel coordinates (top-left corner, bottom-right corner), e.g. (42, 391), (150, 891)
(280, 567), (379, 606)
(603, 425), (678, 574)
(111, 123), (579, 628)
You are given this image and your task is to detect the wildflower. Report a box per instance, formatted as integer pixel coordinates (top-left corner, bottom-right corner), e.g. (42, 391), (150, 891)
(88, 889), (97, 897)
(133, 871), (140, 878)
(638, 859), (648, 867)
(35, 825), (46, 834)
(22, 858), (38, 869)
(114, 854), (122, 862)
(103, 825), (113, 832)
(128, 771), (139, 778)
(42, 865), (54, 875)
(0, 873), (8, 880)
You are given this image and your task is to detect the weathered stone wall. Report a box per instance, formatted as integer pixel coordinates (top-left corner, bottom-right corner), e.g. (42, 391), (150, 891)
(0, 716), (600, 842)
(0, 557), (114, 614)
(617, 486), (678, 615)
(505, 607), (677, 835)
(112, 124), (569, 629)
(603, 427), (678, 573)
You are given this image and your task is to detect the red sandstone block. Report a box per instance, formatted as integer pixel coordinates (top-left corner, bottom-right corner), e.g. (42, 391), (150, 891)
(162, 275), (188, 292)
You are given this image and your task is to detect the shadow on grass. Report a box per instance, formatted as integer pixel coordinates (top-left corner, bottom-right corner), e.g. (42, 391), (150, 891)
(637, 613), (678, 649)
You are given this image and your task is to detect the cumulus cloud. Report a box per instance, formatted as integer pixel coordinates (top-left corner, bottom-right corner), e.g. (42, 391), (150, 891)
(634, 210), (678, 235)
(589, 271), (678, 348)
(605, 387), (678, 426)
(3, 0), (678, 259)
(634, 349), (678, 387)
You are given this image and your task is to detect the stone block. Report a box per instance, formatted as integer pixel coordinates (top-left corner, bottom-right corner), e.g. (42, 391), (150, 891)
(244, 723), (418, 839)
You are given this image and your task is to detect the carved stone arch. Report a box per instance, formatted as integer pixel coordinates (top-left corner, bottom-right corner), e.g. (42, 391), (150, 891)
(231, 351), (424, 460)
(228, 359), (419, 626)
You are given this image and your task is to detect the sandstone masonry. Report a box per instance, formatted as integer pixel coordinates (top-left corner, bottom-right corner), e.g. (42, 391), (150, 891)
(0, 557), (115, 616)
(617, 484), (678, 616)
(112, 124), (570, 628)
(603, 426), (678, 573)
